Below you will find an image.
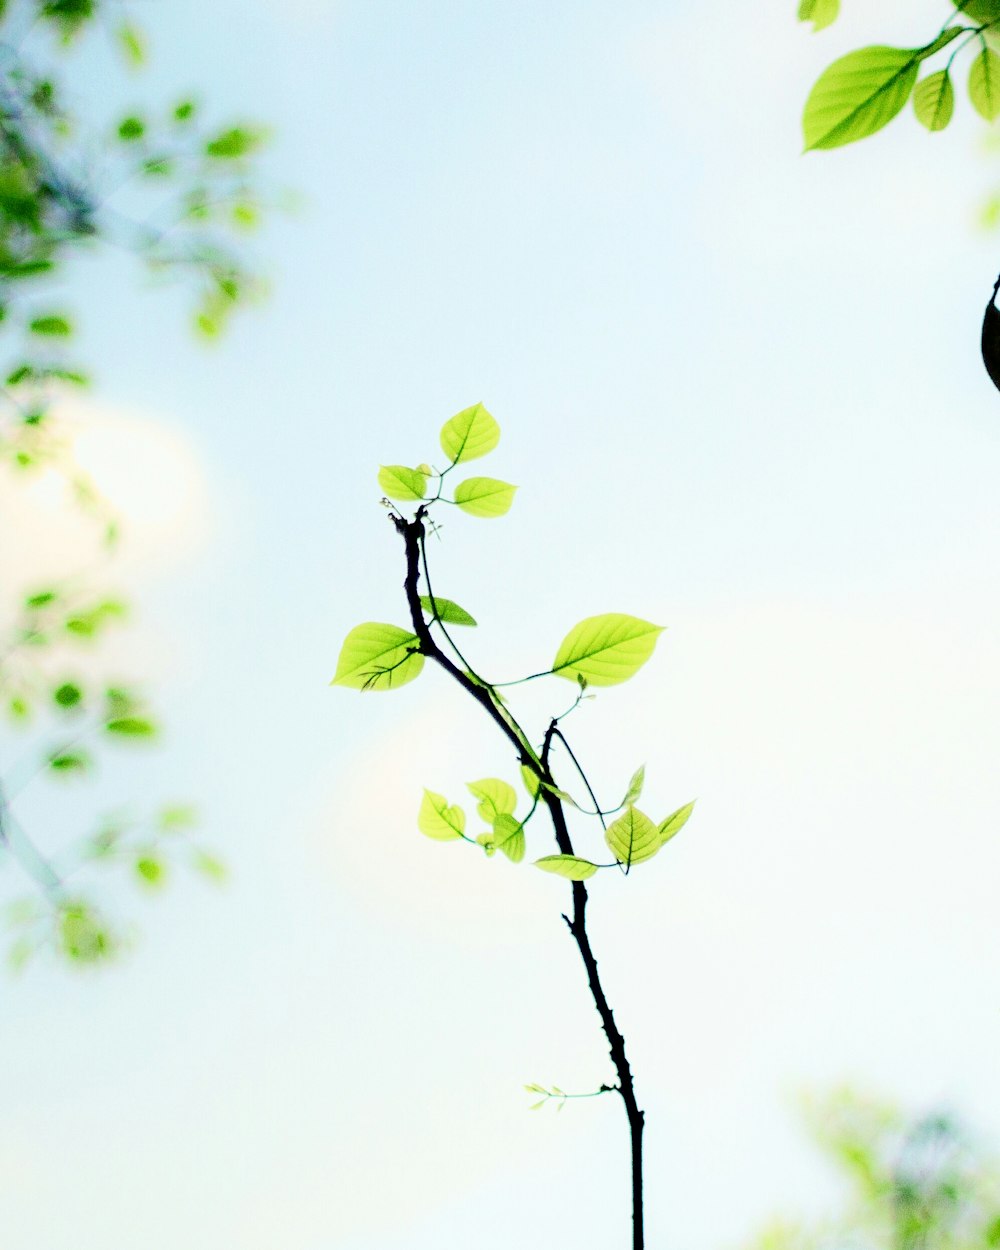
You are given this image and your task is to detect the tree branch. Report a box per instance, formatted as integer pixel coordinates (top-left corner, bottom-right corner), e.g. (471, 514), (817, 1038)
(392, 507), (646, 1250)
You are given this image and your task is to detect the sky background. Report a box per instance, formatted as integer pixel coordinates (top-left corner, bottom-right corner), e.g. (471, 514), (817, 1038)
(5, 0), (1000, 1246)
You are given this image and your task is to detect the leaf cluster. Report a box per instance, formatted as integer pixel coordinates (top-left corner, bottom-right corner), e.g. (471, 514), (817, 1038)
(800, 3), (1000, 150)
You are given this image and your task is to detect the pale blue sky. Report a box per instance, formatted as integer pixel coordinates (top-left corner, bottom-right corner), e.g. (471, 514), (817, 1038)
(4, 1), (1000, 1247)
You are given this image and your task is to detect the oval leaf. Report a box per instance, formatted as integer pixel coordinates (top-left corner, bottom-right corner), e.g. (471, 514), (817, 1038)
(418, 789), (466, 841)
(803, 45), (922, 151)
(378, 465), (427, 502)
(453, 477), (517, 518)
(534, 854), (599, 880)
(658, 800), (695, 847)
(331, 623), (424, 692)
(419, 595), (477, 626)
(105, 717), (156, 737)
(467, 777), (517, 823)
(439, 403), (500, 464)
(622, 764), (645, 808)
(970, 47), (1000, 120)
(913, 69), (954, 131)
(798, 0), (839, 32)
(552, 614), (665, 687)
(492, 813), (525, 863)
(605, 805), (661, 867)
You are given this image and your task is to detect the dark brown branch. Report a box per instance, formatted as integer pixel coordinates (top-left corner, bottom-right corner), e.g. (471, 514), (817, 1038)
(393, 508), (646, 1250)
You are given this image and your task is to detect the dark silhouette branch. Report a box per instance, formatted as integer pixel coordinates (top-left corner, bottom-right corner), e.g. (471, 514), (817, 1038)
(392, 506), (646, 1250)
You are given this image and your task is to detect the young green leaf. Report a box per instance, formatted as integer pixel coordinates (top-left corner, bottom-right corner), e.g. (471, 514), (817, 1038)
(913, 70), (954, 131)
(538, 780), (580, 808)
(803, 45), (926, 150)
(105, 717), (157, 737)
(331, 623), (424, 692)
(492, 813), (525, 863)
(605, 806), (661, 867)
(798, 0), (839, 31)
(520, 763), (541, 799)
(418, 789), (466, 840)
(29, 314), (72, 336)
(378, 465), (427, 501)
(658, 800), (695, 847)
(419, 595), (477, 626)
(970, 47), (1000, 120)
(135, 855), (166, 887)
(552, 614), (665, 687)
(453, 477), (517, 518)
(439, 402), (500, 464)
(467, 777), (517, 823)
(53, 682), (82, 709)
(49, 750), (90, 773)
(622, 765), (645, 808)
(534, 854), (599, 880)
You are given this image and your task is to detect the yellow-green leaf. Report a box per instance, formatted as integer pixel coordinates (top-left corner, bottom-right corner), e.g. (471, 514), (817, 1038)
(419, 595), (477, 626)
(913, 69), (954, 131)
(418, 790), (466, 841)
(658, 800), (695, 847)
(605, 805), (661, 867)
(970, 47), (1000, 120)
(492, 813), (525, 863)
(453, 476), (517, 518)
(378, 465), (427, 501)
(622, 765), (645, 808)
(803, 45), (924, 151)
(467, 777), (517, 823)
(798, 0), (839, 32)
(552, 614), (665, 687)
(331, 623), (423, 691)
(439, 403), (500, 464)
(534, 854), (599, 880)
(520, 763), (541, 800)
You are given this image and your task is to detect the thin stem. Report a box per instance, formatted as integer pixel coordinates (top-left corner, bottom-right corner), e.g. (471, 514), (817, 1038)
(393, 508), (646, 1250)
(550, 726), (608, 832)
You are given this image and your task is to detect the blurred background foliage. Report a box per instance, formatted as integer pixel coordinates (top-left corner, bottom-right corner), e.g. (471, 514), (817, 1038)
(0, 0), (267, 966)
(750, 1091), (1000, 1250)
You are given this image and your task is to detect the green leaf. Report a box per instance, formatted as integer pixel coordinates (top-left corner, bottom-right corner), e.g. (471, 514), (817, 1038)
(920, 28), (966, 59)
(117, 21), (145, 64)
(117, 116), (145, 141)
(158, 804), (197, 831)
(53, 682), (82, 708)
(622, 765), (645, 808)
(439, 403), (500, 464)
(205, 127), (262, 159)
(419, 595), (477, 626)
(377, 464), (427, 501)
(192, 850), (226, 882)
(135, 855), (166, 887)
(105, 717), (157, 738)
(658, 800), (695, 847)
(552, 614), (665, 687)
(58, 903), (112, 964)
(467, 777), (517, 823)
(418, 789), (466, 841)
(538, 780), (580, 808)
(605, 805), (661, 867)
(29, 315), (72, 336)
(913, 69), (954, 130)
(453, 477), (517, 518)
(49, 750), (90, 773)
(492, 813), (525, 863)
(803, 45), (926, 150)
(970, 47), (1000, 120)
(534, 854), (599, 880)
(25, 590), (58, 608)
(798, 0), (839, 31)
(331, 623), (424, 692)
(520, 763), (541, 800)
